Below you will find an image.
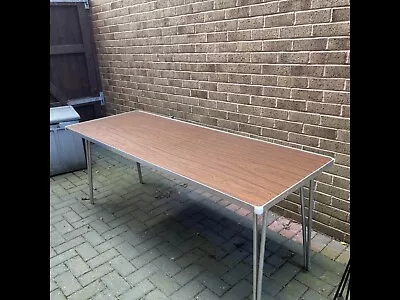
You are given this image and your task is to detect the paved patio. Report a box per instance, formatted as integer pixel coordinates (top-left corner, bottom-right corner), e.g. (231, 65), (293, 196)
(50, 144), (350, 300)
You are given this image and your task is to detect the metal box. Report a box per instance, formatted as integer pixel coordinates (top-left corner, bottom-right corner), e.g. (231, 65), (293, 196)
(50, 106), (87, 176)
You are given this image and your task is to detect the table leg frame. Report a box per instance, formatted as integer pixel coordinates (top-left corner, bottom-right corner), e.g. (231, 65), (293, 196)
(136, 162), (144, 184)
(85, 139), (94, 205)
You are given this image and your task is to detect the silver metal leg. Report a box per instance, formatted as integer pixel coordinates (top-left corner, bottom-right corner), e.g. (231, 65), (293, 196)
(253, 213), (258, 300)
(306, 179), (316, 270)
(136, 162), (144, 184)
(85, 139), (94, 204)
(300, 186), (307, 269)
(256, 210), (268, 300)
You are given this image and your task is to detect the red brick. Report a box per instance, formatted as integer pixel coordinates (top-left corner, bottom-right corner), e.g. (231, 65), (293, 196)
(309, 78), (345, 91)
(292, 89), (323, 102)
(263, 87), (291, 98)
(310, 51), (347, 64)
(293, 38), (327, 51)
(265, 13), (294, 28)
(261, 107), (288, 120)
(311, 0), (350, 9)
(228, 112), (248, 123)
(275, 120), (303, 133)
(249, 2), (278, 17)
(278, 53), (309, 64)
(262, 40), (292, 51)
(248, 115), (274, 127)
(288, 133), (319, 147)
(250, 96), (276, 107)
(320, 115), (349, 130)
(307, 102), (341, 116)
(228, 30), (252, 41)
(251, 75), (278, 86)
(261, 127), (289, 141)
(280, 25), (312, 38)
(227, 93), (251, 104)
(327, 37), (350, 50)
(226, 7), (250, 19)
(238, 104), (262, 116)
(277, 99), (306, 111)
(295, 8), (331, 25)
(324, 66), (350, 79)
(238, 41), (263, 52)
(238, 16), (264, 30)
(304, 124), (337, 139)
(288, 111), (320, 125)
(332, 7), (350, 22)
(251, 28), (279, 40)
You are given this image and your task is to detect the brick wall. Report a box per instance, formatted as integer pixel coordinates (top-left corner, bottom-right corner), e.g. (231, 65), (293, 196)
(90, 0), (350, 242)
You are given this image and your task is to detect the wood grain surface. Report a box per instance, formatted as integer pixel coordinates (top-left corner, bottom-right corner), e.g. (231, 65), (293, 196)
(67, 111), (333, 207)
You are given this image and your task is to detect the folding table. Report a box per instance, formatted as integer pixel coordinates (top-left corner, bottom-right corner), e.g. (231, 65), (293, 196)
(66, 110), (334, 300)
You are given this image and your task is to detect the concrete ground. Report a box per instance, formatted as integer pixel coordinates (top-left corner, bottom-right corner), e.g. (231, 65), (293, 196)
(50, 144), (350, 300)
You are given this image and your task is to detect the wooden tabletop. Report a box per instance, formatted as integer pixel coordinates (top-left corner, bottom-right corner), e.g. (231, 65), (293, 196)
(67, 110), (333, 209)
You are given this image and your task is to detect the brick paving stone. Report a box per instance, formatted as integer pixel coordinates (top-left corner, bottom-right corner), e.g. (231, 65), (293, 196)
(71, 215), (98, 229)
(78, 264), (114, 287)
(275, 289), (300, 300)
(63, 225), (91, 241)
(87, 249), (119, 269)
(63, 210), (81, 224)
(131, 249), (162, 269)
(92, 289), (118, 300)
(50, 249), (77, 268)
(321, 239), (347, 260)
(261, 276), (285, 297)
(50, 279), (58, 292)
(75, 242), (99, 261)
(51, 230), (66, 247)
(50, 289), (66, 300)
(221, 248), (250, 268)
(115, 242), (140, 260)
(196, 288), (220, 300)
(126, 263), (158, 286)
(295, 271), (335, 297)
(198, 271), (231, 296)
(95, 236), (124, 253)
(175, 249), (205, 268)
(311, 233), (332, 252)
(300, 288), (330, 300)
(68, 280), (105, 300)
(101, 271), (130, 296)
(281, 279), (308, 297)
(270, 262), (302, 285)
(54, 236), (85, 254)
(221, 262), (252, 286)
(66, 256), (90, 277)
(110, 255), (136, 277)
(144, 289), (169, 300)
(197, 256), (229, 277)
(169, 280), (205, 300)
(335, 247), (350, 265)
(51, 263), (69, 278)
(54, 271), (82, 296)
(312, 253), (346, 276)
(173, 264), (205, 286)
(83, 230), (106, 246)
(149, 272), (181, 296)
(221, 279), (252, 300)
(120, 279), (155, 300)
(153, 255), (183, 277)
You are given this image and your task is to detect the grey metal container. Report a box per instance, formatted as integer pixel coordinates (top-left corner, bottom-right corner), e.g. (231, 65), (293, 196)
(50, 106), (87, 176)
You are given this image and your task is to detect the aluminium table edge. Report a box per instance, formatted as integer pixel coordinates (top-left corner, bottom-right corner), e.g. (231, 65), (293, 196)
(67, 129), (333, 215)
